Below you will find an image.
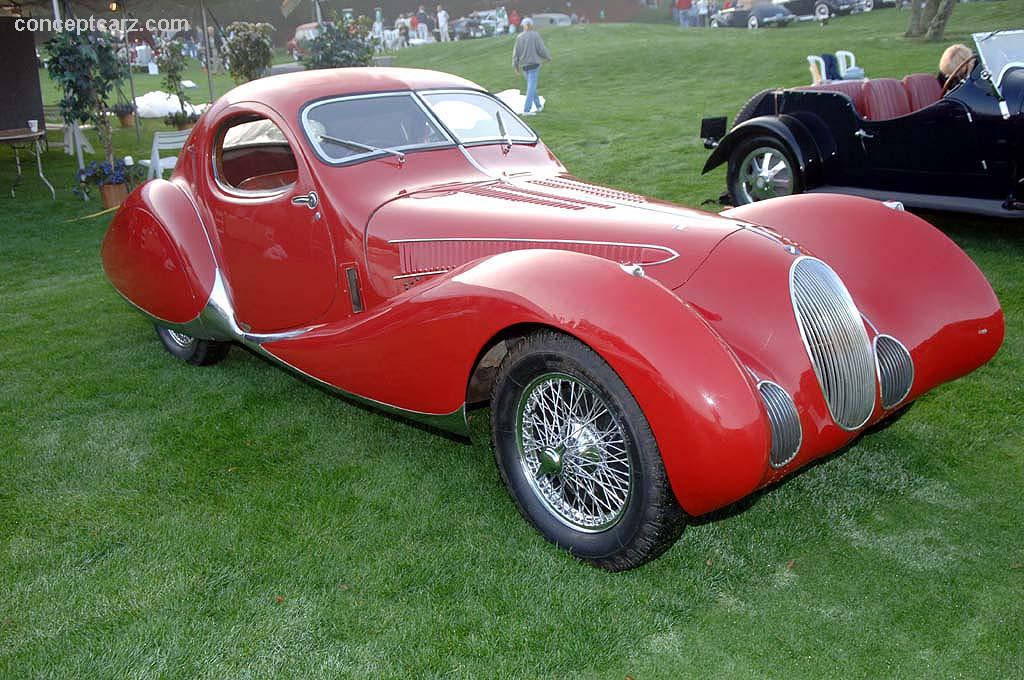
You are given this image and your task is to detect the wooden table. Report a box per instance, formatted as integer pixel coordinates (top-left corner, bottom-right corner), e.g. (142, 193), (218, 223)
(0, 128), (56, 200)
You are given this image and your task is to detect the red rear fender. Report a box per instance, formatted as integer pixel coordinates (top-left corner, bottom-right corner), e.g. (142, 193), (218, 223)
(101, 180), (217, 324)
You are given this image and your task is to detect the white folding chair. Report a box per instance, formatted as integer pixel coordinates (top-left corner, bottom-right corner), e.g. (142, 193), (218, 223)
(836, 50), (864, 79)
(807, 55), (827, 84)
(139, 129), (191, 180)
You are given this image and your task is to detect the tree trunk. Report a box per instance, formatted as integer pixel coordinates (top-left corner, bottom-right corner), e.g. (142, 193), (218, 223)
(905, 0), (924, 37)
(920, 0), (940, 31)
(924, 0), (956, 42)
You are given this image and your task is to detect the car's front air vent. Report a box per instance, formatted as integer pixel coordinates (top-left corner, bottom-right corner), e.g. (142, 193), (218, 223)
(790, 257), (876, 430)
(874, 334), (914, 409)
(758, 380), (801, 468)
(461, 184), (613, 210)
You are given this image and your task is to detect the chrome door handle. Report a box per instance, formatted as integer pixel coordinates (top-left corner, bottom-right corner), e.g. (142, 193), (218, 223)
(291, 191), (319, 209)
(854, 129), (874, 139)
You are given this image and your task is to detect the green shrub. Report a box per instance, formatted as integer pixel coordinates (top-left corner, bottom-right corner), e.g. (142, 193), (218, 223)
(224, 22), (275, 83)
(302, 17), (374, 70)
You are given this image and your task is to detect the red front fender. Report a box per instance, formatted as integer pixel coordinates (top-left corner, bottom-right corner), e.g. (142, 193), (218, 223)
(262, 249), (772, 516)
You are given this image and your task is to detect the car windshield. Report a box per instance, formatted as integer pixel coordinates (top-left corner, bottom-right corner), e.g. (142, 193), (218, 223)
(302, 93), (450, 164)
(420, 91), (536, 144)
(973, 29), (1024, 90)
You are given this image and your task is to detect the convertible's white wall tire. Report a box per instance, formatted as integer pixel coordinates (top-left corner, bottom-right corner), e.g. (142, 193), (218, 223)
(863, 0), (874, 10)
(154, 325), (231, 366)
(490, 330), (687, 571)
(747, 15), (759, 29)
(710, 17), (720, 27)
(814, 2), (832, 20)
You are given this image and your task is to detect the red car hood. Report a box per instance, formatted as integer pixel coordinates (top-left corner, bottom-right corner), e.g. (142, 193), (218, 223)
(364, 175), (744, 299)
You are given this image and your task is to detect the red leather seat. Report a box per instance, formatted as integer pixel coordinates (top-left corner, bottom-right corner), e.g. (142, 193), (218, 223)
(862, 78), (911, 121)
(237, 170), (298, 191)
(796, 79), (867, 116)
(902, 73), (943, 112)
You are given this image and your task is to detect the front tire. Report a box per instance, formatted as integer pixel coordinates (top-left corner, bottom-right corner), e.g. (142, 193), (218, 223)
(491, 330), (687, 571)
(814, 2), (832, 20)
(747, 15), (759, 29)
(155, 325), (231, 366)
(727, 135), (803, 206)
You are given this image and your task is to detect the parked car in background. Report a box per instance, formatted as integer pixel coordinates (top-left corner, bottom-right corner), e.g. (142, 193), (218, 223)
(710, 2), (797, 28)
(452, 15), (491, 39)
(701, 30), (1024, 218)
(774, 0), (864, 21)
(287, 22), (322, 60)
(532, 13), (572, 26)
(102, 67), (1003, 570)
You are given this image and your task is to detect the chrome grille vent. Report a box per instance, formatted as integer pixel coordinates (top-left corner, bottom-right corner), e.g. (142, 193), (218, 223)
(874, 335), (914, 409)
(790, 257), (876, 430)
(758, 381), (802, 468)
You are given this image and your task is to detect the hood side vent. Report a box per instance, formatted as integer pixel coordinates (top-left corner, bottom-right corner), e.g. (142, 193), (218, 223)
(528, 178), (648, 204)
(461, 184), (613, 211)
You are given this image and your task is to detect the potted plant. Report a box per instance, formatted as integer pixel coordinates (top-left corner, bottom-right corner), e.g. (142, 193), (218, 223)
(157, 41), (198, 130)
(163, 110), (199, 130)
(44, 31), (124, 198)
(78, 159), (141, 208)
(112, 102), (136, 127)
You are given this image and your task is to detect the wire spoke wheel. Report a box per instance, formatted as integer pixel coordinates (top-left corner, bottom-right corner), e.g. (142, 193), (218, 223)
(165, 329), (196, 349)
(738, 146), (794, 203)
(516, 372), (632, 532)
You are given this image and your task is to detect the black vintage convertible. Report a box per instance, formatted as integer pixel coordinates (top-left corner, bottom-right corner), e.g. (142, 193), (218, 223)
(701, 30), (1024, 218)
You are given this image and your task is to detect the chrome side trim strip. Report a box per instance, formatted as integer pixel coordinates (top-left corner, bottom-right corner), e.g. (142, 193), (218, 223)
(387, 237), (680, 266)
(251, 343), (470, 436)
(119, 267), (469, 436)
(393, 269), (451, 280)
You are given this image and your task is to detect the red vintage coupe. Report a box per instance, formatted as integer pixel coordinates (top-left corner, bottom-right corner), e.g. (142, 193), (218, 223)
(103, 68), (1003, 570)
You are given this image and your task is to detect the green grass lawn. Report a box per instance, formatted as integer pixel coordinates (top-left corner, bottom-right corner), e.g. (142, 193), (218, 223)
(2, 4), (1022, 677)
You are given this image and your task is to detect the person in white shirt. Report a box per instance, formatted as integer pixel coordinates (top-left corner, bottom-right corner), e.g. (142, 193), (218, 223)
(437, 5), (450, 42)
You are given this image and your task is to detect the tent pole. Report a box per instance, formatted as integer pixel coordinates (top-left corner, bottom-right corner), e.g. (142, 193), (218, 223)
(200, 0), (215, 105)
(123, 3), (141, 141)
(51, 0), (61, 21)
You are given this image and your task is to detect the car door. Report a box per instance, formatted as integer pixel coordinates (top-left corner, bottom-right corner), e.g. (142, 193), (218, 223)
(205, 104), (337, 333)
(858, 99), (988, 197)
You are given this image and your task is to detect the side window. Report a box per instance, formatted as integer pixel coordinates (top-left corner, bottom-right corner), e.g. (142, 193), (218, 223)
(215, 116), (299, 193)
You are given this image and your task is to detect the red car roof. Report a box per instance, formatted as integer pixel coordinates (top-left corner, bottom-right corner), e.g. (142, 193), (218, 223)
(213, 67), (485, 118)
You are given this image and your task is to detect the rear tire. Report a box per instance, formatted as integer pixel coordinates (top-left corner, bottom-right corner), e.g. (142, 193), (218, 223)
(747, 15), (759, 29)
(155, 325), (231, 366)
(490, 330), (687, 571)
(727, 135), (803, 206)
(732, 89), (774, 129)
(814, 2), (831, 20)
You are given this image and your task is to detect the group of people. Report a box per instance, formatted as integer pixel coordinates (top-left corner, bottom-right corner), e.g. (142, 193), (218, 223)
(673, 0), (716, 27)
(393, 5), (451, 45)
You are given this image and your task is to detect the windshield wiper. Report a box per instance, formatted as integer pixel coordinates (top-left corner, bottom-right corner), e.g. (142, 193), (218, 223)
(495, 110), (513, 154)
(319, 134), (406, 164)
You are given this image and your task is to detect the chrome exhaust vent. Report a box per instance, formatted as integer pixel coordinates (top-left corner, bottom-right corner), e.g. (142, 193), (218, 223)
(758, 380), (802, 468)
(874, 334), (914, 409)
(790, 257), (876, 430)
